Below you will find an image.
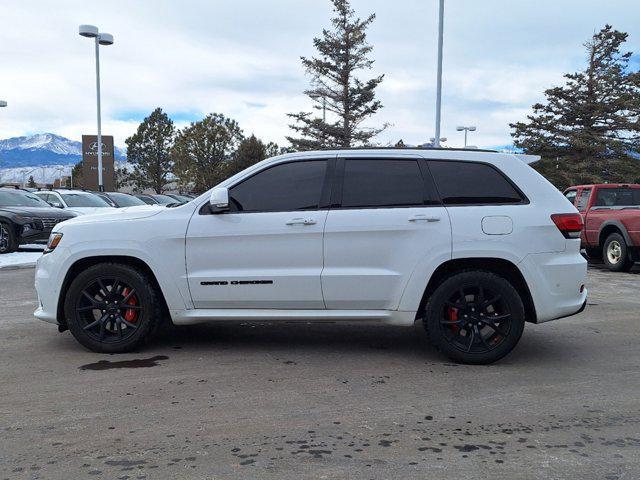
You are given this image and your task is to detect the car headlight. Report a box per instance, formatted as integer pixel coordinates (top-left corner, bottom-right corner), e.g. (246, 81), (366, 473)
(44, 232), (63, 254)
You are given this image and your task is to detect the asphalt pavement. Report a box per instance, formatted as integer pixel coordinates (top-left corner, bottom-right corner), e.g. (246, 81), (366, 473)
(1, 265), (639, 479)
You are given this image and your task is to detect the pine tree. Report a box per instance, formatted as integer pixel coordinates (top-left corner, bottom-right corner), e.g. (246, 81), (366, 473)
(27, 175), (36, 188)
(125, 108), (176, 193)
(172, 113), (244, 192)
(511, 25), (640, 189)
(287, 0), (387, 150)
(71, 163), (83, 188)
(225, 134), (268, 178)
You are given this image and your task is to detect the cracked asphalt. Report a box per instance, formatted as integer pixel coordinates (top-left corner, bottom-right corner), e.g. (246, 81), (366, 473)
(1, 264), (639, 479)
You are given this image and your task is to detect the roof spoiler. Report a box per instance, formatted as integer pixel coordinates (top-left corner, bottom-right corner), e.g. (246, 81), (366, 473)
(514, 154), (541, 165)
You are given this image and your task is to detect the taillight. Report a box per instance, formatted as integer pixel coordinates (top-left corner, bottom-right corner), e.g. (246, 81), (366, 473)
(551, 213), (583, 239)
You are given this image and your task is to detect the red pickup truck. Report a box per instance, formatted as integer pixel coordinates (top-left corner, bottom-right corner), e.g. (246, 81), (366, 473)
(564, 184), (640, 271)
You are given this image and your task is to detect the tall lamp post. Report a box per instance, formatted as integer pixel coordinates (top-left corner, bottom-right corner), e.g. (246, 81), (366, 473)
(456, 125), (476, 148)
(433, 0), (445, 148)
(78, 25), (114, 192)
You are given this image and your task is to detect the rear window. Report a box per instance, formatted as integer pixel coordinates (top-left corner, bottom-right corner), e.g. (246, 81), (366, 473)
(428, 161), (524, 205)
(595, 188), (640, 207)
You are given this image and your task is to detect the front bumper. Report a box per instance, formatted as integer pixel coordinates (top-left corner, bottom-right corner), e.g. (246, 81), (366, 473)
(34, 249), (65, 325)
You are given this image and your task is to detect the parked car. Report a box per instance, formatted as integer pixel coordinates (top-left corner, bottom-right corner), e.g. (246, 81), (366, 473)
(0, 187), (75, 253)
(35, 149), (587, 364)
(134, 193), (182, 206)
(94, 191), (148, 208)
(167, 194), (193, 204)
(33, 189), (115, 216)
(564, 183), (640, 271)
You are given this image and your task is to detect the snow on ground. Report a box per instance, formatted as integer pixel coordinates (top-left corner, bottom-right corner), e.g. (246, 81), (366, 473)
(0, 251), (42, 269)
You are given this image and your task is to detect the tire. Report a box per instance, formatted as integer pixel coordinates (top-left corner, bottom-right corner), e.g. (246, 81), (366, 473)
(0, 221), (18, 254)
(602, 233), (632, 272)
(64, 263), (163, 353)
(423, 271), (525, 365)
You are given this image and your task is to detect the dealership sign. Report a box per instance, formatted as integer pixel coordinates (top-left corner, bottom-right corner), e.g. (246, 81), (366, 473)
(81, 135), (115, 191)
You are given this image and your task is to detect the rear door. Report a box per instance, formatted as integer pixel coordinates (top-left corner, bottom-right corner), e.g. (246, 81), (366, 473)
(321, 155), (451, 310)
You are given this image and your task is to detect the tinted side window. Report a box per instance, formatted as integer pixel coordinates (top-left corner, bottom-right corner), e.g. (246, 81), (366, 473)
(595, 188), (640, 207)
(576, 188), (591, 211)
(429, 161), (524, 205)
(341, 159), (425, 208)
(229, 160), (327, 212)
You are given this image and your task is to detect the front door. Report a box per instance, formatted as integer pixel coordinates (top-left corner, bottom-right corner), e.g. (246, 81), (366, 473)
(186, 159), (330, 309)
(322, 156), (452, 310)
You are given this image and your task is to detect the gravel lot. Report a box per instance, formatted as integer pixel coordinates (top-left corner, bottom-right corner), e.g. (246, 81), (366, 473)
(1, 265), (639, 479)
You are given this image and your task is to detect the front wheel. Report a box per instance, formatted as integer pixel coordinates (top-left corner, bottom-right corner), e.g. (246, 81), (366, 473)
(423, 271), (525, 365)
(0, 222), (17, 254)
(64, 263), (162, 353)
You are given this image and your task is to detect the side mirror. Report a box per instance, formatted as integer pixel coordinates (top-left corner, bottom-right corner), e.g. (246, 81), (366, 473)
(208, 187), (229, 213)
(50, 201), (63, 209)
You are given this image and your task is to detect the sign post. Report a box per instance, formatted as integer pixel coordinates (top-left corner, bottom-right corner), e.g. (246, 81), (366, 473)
(81, 135), (115, 191)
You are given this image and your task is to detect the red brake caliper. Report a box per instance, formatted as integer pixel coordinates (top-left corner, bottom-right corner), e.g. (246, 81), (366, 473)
(447, 306), (459, 333)
(121, 287), (138, 323)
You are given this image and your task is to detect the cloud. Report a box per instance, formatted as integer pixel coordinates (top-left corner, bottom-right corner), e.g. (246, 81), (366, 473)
(0, 0), (639, 150)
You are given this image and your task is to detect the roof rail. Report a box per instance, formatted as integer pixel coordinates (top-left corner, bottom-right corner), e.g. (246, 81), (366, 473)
(312, 146), (499, 153)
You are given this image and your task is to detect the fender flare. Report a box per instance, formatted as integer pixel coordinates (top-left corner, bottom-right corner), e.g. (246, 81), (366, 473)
(598, 220), (634, 247)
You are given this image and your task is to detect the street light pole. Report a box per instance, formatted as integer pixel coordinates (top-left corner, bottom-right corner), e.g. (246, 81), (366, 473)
(79, 25), (114, 192)
(94, 36), (103, 192)
(456, 126), (476, 147)
(434, 0), (445, 148)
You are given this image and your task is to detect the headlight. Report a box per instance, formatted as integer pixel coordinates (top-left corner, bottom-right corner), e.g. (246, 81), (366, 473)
(44, 233), (63, 254)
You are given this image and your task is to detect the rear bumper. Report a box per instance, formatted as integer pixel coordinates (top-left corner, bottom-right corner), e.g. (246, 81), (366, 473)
(518, 250), (588, 323)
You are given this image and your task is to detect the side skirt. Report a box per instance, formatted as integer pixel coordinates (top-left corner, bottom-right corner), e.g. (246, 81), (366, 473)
(170, 309), (417, 327)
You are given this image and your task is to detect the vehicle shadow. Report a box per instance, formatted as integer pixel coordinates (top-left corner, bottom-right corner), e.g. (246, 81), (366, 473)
(146, 320), (580, 366)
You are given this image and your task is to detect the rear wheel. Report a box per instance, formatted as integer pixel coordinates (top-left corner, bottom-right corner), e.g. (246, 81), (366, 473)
(64, 263), (162, 353)
(423, 271), (525, 365)
(0, 222), (17, 254)
(602, 233), (632, 272)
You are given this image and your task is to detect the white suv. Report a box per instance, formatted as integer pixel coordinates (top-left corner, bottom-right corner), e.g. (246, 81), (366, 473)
(34, 149), (587, 364)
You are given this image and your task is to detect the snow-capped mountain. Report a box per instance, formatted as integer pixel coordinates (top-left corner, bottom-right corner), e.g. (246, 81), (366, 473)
(0, 133), (125, 168)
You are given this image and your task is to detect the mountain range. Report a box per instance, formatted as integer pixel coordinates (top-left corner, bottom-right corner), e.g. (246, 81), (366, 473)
(0, 133), (126, 168)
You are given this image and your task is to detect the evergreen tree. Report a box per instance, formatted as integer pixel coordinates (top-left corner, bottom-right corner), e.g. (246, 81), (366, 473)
(172, 113), (244, 192)
(71, 163), (83, 189)
(125, 108), (176, 193)
(225, 134), (268, 178)
(511, 25), (640, 189)
(27, 175), (36, 188)
(287, 0), (387, 150)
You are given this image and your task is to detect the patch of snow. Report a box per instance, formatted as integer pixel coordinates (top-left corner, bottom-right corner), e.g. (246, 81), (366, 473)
(0, 251), (42, 269)
(20, 244), (46, 250)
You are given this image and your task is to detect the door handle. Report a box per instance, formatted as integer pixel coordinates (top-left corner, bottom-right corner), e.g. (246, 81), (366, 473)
(286, 218), (317, 226)
(409, 215), (440, 223)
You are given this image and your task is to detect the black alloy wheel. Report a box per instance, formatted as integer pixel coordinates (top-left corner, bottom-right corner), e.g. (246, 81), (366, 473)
(423, 271), (525, 364)
(64, 263), (162, 353)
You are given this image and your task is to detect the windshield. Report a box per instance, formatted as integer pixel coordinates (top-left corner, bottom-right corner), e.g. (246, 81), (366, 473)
(0, 190), (51, 207)
(61, 193), (111, 207)
(110, 193), (147, 207)
(152, 194), (179, 205)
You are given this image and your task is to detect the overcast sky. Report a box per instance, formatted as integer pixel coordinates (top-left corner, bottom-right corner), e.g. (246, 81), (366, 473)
(1, 0), (639, 150)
